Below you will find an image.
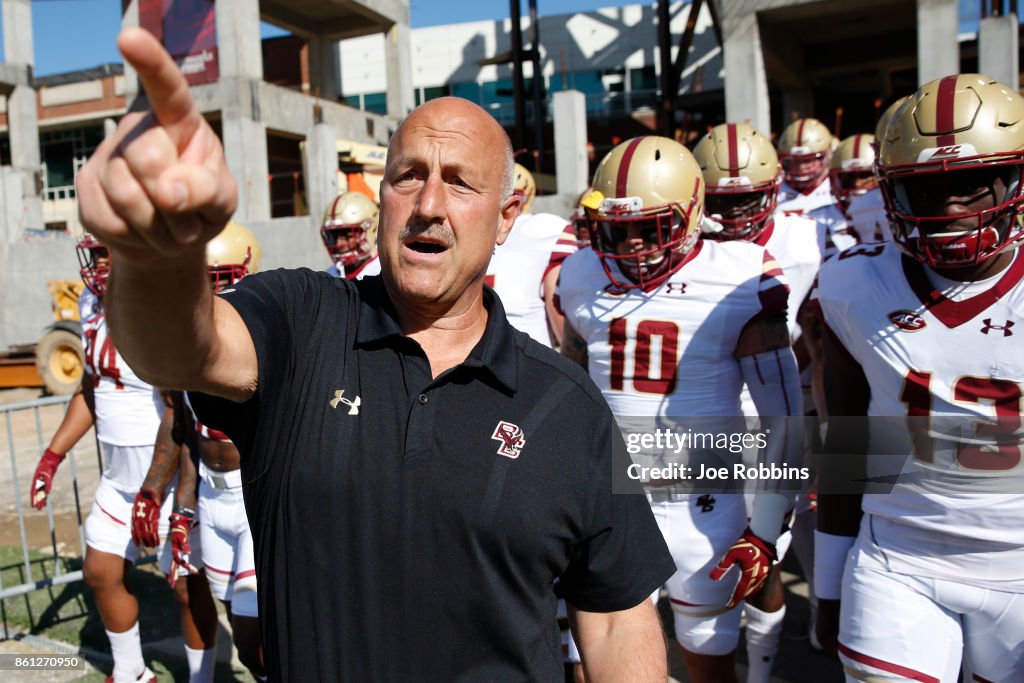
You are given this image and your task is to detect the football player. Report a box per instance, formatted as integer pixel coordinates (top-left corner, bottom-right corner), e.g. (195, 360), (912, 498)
(320, 191), (381, 279)
(175, 222), (264, 678)
(845, 98), (910, 245)
(694, 123), (822, 682)
(829, 134), (877, 217)
(31, 235), (167, 683)
(486, 163), (575, 348)
(777, 118), (858, 259)
(558, 136), (804, 683)
(816, 74), (1024, 682)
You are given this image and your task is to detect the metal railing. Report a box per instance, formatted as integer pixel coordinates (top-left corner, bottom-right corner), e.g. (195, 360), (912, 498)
(0, 394), (95, 638)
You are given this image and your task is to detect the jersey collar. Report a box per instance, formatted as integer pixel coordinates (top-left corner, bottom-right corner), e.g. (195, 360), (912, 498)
(354, 276), (519, 393)
(901, 249), (1024, 328)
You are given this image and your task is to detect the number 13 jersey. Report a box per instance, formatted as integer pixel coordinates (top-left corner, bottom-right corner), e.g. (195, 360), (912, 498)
(817, 242), (1024, 591)
(557, 239), (788, 418)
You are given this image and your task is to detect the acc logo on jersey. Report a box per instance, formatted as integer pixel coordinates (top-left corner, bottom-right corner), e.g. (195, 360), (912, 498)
(490, 421), (526, 459)
(888, 309), (927, 332)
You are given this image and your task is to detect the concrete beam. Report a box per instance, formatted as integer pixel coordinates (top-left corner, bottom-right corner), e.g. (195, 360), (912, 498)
(222, 114), (271, 223)
(979, 14), (1020, 89)
(552, 91), (589, 197)
(216, 0), (263, 80)
(385, 20), (414, 119)
(722, 11), (771, 134)
(308, 36), (342, 101)
(305, 122), (342, 224)
(916, 0), (958, 85)
(2, 0), (35, 65)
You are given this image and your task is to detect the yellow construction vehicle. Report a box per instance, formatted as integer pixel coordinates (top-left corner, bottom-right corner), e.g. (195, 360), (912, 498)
(0, 281), (85, 395)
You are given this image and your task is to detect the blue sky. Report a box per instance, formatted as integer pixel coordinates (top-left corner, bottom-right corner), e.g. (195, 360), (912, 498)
(0, 0), (1006, 77)
(2, 0), (610, 76)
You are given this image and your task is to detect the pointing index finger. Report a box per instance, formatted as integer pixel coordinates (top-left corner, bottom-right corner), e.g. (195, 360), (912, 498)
(118, 27), (201, 149)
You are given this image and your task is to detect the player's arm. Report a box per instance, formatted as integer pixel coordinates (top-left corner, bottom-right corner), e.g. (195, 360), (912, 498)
(542, 265), (566, 348)
(75, 29), (254, 402)
(814, 326), (870, 657)
(132, 391), (182, 547)
(568, 600), (667, 683)
(561, 320), (589, 369)
(29, 379), (96, 509)
(710, 314), (803, 606)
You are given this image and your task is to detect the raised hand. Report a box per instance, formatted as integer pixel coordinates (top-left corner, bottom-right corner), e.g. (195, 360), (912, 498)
(76, 27), (237, 261)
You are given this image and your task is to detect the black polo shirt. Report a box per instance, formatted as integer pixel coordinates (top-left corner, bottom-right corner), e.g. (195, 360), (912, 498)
(190, 269), (674, 682)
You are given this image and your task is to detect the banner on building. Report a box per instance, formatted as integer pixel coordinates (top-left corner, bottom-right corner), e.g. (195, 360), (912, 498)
(139, 0), (219, 85)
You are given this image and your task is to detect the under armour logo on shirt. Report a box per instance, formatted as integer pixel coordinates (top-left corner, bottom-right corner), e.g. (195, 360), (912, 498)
(981, 319), (1014, 337)
(330, 390), (361, 415)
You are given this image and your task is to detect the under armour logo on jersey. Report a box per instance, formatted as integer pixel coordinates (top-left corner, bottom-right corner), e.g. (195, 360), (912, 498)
(330, 389), (361, 415)
(490, 421), (526, 459)
(696, 494), (716, 513)
(664, 282), (687, 295)
(981, 319), (1014, 337)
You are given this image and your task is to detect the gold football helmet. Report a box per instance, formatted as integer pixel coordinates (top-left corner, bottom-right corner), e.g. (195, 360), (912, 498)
(875, 96), (909, 143)
(207, 221), (261, 291)
(320, 192), (379, 272)
(513, 163), (537, 213)
(877, 73), (1024, 266)
(777, 118), (833, 191)
(76, 234), (111, 297)
(572, 186), (593, 248)
(694, 123), (781, 241)
(586, 136), (704, 290)
(829, 133), (878, 210)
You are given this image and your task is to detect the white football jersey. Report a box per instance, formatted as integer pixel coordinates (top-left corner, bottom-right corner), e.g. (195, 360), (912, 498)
(778, 177), (835, 215)
(846, 188), (892, 243)
(737, 213), (822, 416)
(78, 289), (163, 447)
(818, 242), (1024, 591)
(325, 255), (381, 280)
(756, 214), (822, 337)
(558, 239), (788, 418)
(487, 212), (571, 347)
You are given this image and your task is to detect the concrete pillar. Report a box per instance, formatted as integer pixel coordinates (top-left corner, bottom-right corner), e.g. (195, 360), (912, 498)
(215, 0), (263, 80)
(385, 21), (414, 118)
(308, 36), (342, 101)
(305, 122), (341, 221)
(722, 12), (770, 135)
(223, 114), (271, 222)
(917, 0), (959, 86)
(215, 0), (268, 221)
(104, 117), (119, 139)
(2, 0), (43, 232)
(121, 0), (140, 104)
(979, 14), (1020, 89)
(552, 91), (589, 196)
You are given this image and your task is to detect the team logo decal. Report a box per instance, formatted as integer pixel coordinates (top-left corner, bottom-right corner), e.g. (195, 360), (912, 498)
(888, 310), (927, 332)
(491, 421), (526, 459)
(981, 319), (1014, 337)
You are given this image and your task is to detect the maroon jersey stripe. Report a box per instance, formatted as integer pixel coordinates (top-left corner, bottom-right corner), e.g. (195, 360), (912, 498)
(727, 124), (739, 176)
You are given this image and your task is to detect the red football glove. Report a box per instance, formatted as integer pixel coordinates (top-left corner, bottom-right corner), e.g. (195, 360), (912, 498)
(130, 488), (162, 548)
(167, 509), (199, 588)
(709, 526), (777, 609)
(30, 449), (66, 510)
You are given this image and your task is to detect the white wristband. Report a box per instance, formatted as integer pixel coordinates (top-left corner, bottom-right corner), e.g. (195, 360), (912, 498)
(813, 530), (856, 601)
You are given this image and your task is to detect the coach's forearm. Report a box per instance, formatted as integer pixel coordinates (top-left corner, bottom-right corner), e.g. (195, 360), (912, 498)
(105, 248), (214, 390)
(573, 600), (667, 683)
